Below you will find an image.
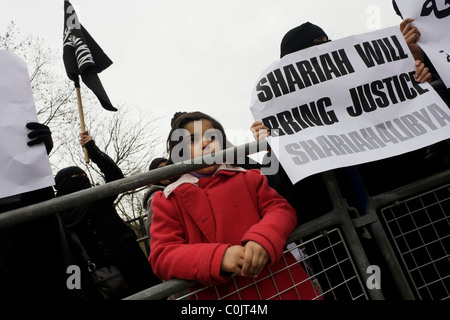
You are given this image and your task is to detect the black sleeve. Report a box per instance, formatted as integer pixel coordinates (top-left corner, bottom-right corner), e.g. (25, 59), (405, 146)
(84, 140), (124, 183)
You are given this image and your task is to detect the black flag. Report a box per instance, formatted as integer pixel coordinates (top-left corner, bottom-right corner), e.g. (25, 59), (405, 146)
(63, 0), (117, 112)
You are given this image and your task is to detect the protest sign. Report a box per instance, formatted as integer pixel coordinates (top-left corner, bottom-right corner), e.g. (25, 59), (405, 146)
(394, 0), (450, 88)
(0, 51), (55, 198)
(250, 26), (450, 184)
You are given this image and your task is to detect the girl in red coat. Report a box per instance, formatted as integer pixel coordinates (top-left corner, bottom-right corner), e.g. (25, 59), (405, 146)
(149, 111), (319, 300)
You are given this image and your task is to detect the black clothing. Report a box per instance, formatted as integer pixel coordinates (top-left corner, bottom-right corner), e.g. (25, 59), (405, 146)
(280, 22), (328, 58)
(0, 121), (72, 299)
(57, 140), (160, 300)
(261, 152), (333, 225)
(0, 187), (70, 299)
(426, 56), (450, 107)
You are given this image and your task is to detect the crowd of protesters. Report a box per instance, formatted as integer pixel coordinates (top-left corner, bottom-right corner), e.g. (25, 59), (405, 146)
(1, 1), (449, 300)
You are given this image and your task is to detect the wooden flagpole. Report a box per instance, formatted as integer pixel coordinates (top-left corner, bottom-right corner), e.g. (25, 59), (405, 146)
(75, 86), (90, 163)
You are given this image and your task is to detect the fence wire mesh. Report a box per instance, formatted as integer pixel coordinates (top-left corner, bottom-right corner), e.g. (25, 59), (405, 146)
(169, 228), (368, 301)
(381, 183), (450, 300)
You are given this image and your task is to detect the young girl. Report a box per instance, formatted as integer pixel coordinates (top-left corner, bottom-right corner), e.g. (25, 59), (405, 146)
(149, 111), (319, 300)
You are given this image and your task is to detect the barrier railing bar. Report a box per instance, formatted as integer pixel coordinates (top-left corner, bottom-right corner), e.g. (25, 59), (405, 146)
(0, 140), (267, 230)
(124, 278), (198, 301)
(368, 169), (450, 210)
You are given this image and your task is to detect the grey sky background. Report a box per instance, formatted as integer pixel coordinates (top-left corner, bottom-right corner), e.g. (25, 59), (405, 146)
(1, 1), (403, 152)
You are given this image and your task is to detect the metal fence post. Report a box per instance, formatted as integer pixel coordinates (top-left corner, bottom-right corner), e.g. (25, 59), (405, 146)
(322, 171), (385, 300)
(343, 166), (417, 300)
(365, 208), (416, 300)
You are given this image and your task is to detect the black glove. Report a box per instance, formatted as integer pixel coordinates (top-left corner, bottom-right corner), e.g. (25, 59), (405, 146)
(26, 122), (53, 155)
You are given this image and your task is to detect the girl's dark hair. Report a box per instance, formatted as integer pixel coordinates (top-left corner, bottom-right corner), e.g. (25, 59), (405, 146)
(166, 111), (227, 165)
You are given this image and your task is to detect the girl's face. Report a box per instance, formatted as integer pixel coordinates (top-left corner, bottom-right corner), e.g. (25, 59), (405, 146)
(184, 119), (222, 175)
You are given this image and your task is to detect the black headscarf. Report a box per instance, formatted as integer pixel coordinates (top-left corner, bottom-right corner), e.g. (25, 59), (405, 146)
(55, 166), (91, 197)
(280, 22), (329, 58)
(149, 157), (167, 171)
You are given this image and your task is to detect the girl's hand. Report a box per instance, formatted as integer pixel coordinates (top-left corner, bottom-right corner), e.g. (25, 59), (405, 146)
(221, 245), (245, 276)
(241, 241), (269, 277)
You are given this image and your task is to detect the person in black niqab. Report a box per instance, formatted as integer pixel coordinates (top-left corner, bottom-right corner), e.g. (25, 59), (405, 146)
(55, 166), (91, 195)
(56, 131), (161, 300)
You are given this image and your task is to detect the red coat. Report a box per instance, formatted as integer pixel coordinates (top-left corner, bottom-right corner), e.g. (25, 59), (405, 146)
(149, 166), (318, 300)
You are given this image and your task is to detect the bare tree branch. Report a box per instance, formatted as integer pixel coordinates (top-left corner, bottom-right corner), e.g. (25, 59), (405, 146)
(2, 22), (164, 226)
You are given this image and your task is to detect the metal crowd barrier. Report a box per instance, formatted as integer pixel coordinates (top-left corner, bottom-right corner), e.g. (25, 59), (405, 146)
(125, 227), (370, 301)
(2, 145), (449, 301)
(1, 84), (449, 300)
(173, 228), (366, 300)
(124, 169), (384, 301)
(125, 167), (450, 301)
(381, 183), (450, 300)
(362, 168), (450, 300)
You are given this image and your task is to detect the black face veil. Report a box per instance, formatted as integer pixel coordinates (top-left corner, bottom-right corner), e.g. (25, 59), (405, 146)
(54, 166), (93, 227)
(55, 166), (91, 197)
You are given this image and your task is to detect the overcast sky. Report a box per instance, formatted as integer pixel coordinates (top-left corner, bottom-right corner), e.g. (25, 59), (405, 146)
(1, 0), (403, 151)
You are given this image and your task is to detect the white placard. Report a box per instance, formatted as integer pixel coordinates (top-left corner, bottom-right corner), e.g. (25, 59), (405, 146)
(394, 0), (450, 88)
(0, 50), (55, 198)
(250, 27), (450, 184)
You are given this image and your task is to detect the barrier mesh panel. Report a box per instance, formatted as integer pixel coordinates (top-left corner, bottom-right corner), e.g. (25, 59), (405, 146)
(173, 228), (368, 300)
(381, 184), (450, 300)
